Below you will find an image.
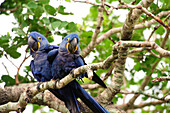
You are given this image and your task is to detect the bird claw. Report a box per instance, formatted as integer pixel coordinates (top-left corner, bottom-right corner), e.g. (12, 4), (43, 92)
(54, 78), (60, 89)
(70, 68), (76, 78)
(37, 82), (42, 91)
(25, 87), (32, 103)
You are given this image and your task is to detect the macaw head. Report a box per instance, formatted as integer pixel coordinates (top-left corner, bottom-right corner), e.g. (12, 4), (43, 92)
(28, 32), (49, 53)
(59, 33), (80, 54)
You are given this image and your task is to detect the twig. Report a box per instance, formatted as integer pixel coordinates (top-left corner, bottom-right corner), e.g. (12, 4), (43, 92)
(103, 3), (170, 29)
(73, 0), (100, 6)
(147, 50), (161, 58)
(132, 99), (170, 109)
(81, 1), (104, 58)
(152, 77), (170, 82)
(128, 47), (151, 54)
(4, 54), (18, 69)
(118, 0), (125, 5)
(131, 0), (137, 5)
(138, 6), (170, 30)
(0, 5), (20, 12)
(82, 62), (116, 89)
(56, 5), (61, 15)
(82, 10), (169, 58)
(161, 28), (170, 48)
(117, 41), (170, 57)
(120, 90), (166, 100)
(161, 92), (170, 100)
(15, 53), (30, 85)
(147, 13), (170, 41)
(2, 62), (10, 75)
(108, 36), (116, 44)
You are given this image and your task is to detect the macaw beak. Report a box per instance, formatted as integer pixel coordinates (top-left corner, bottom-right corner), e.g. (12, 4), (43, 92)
(28, 36), (40, 53)
(67, 37), (78, 53)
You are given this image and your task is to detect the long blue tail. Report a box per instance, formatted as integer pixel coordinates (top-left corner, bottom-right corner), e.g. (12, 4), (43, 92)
(74, 82), (109, 113)
(49, 87), (80, 113)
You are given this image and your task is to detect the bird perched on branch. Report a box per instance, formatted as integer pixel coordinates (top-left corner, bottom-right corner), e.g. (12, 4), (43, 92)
(28, 32), (66, 102)
(48, 33), (108, 113)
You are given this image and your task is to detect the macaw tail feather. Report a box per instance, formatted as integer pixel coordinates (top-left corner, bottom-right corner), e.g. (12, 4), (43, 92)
(74, 82), (109, 113)
(65, 89), (80, 113)
(92, 72), (107, 88)
(48, 89), (65, 101)
(49, 88), (80, 113)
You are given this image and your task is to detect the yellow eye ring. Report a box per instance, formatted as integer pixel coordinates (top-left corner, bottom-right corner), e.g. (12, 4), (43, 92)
(38, 36), (42, 41)
(66, 38), (69, 42)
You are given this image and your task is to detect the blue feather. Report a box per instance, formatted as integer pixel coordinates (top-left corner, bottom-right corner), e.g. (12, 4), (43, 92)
(49, 33), (108, 113)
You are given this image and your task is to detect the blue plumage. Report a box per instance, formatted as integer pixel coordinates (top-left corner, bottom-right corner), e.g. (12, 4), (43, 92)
(49, 33), (108, 113)
(28, 32), (67, 102)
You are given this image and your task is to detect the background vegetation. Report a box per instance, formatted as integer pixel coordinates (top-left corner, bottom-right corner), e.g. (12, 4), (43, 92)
(0, 0), (169, 112)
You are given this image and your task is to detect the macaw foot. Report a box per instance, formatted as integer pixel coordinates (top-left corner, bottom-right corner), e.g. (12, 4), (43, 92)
(54, 78), (60, 89)
(70, 68), (76, 78)
(25, 87), (32, 103)
(79, 78), (84, 83)
(37, 82), (42, 91)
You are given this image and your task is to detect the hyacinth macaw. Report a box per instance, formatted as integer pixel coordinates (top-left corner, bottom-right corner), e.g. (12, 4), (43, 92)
(48, 33), (108, 113)
(28, 32), (67, 101)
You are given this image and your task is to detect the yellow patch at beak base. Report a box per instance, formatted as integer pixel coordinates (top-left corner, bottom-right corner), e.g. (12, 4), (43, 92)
(66, 43), (70, 53)
(74, 44), (78, 53)
(31, 41), (41, 53)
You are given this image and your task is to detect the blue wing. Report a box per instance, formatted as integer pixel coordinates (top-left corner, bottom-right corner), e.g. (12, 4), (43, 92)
(30, 60), (41, 82)
(75, 55), (107, 88)
(47, 49), (59, 64)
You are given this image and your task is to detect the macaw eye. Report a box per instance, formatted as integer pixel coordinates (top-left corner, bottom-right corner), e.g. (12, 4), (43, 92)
(38, 36), (42, 41)
(66, 38), (69, 42)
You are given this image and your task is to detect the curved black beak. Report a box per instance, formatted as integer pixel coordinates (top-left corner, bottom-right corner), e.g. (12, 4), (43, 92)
(28, 36), (39, 52)
(68, 37), (78, 53)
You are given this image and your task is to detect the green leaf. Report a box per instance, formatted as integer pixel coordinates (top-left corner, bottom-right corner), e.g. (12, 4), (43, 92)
(0, 35), (9, 45)
(12, 28), (25, 36)
(44, 5), (56, 16)
(155, 26), (165, 35)
(34, 6), (44, 17)
(38, 0), (50, 4)
(5, 46), (21, 59)
(27, 1), (37, 9)
(51, 21), (61, 29)
(1, 75), (15, 86)
(58, 21), (68, 29)
(47, 36), (54, 43)
(58, 6), (73, 15)
(134, 62), (141, 71)
(21, 22), (28, 28)
(32, 104), (40, 112)
(66, 22), (77, 32)
(65, 0), (71, 2)
(42, 17), (50, 24)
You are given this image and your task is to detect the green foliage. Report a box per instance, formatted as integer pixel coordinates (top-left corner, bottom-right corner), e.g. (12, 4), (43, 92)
(1, 75), (15, 86)
(0, 0), (169, 112)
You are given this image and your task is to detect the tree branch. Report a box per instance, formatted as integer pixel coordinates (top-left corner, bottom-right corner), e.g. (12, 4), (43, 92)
(132, 99), (170, 109)
(0, 55), (115, 112)
(120, 90), (167, 100)
(96, 0), (154, 105)
(0, 6), (20, 13)
(73, 0), (100, 6)
(147, 13), (170, 41)
(118, 41), (170, 57)
(82, 1), (104, 58)
(152, 77), (170, 82)
(82, 11), (170, 58)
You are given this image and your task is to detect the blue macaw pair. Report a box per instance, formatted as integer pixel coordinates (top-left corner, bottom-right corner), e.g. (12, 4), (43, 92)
(28, 32), (109, 113)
